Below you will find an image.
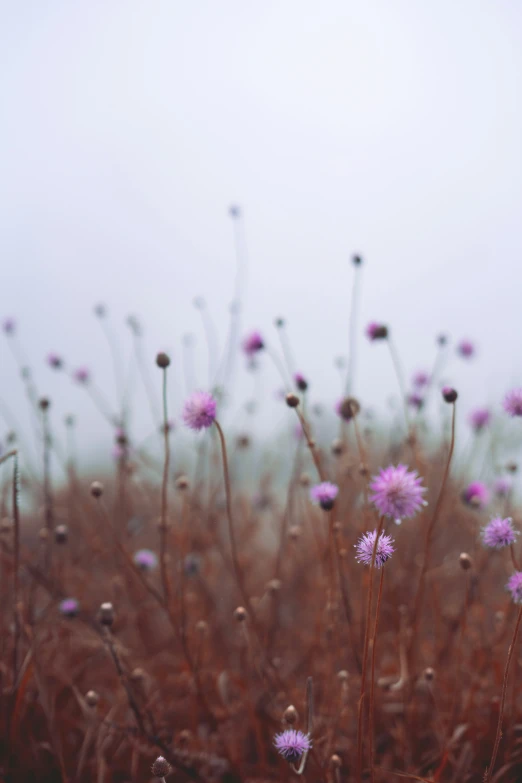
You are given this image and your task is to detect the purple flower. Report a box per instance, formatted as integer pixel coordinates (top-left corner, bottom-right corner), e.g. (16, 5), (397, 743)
(412, 371), (430, 388)
(494, 477), (512, 498)
(507, 571), (522, 604)
(242, 331), (264, 357)
(482, 517), (518, 549)
(74, 367), (90, 385)
(2, 317), (15, 335)
(47, 353), (63, 370)
(274, 729), (311, 763)
(310, 481), (339, 511)
(182, 391), (217, 431)
(369, 464), (426, 523)
(503, 389), (522, 417)
(294, 372), (308, 392)
(468, 408), (491, 432)
(59, 598), (79, 618)
(355, 530), (395, 568)
(366, 322), (388, 341)
(442, 386), (458, 403)
(133, 549), (158, 571)
(457, 339), (475, 358)
(462, 481), (489, 509)
(407, 392), (424, 410)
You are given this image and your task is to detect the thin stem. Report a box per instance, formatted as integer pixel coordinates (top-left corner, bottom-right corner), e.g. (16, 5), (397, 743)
(133, 334), (161, 428)
(9, 452), (20, 688)
(387, 338), (411, 434)
(510, 544), (520, 572)
(160, 367), (171, 604)
(42, 407), (54, 573)
(356, 516), (385, 783)
(486, 604), (522, 781)
(410, 401), (456, 666)
(345, 263), (362, 396)
(369, 567), (385, 783)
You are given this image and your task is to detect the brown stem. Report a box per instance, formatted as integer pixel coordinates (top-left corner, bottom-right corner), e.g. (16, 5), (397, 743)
(356, 516), (385, 783)
(369, 567), (385, 783)
(159, 367), (170, 605)
(486, 604), (522, 781)
(410, 401), (456, 667)
(344, 262), (362, 396)
(510, 543), (520, 572)
(42, 407), (54, 574)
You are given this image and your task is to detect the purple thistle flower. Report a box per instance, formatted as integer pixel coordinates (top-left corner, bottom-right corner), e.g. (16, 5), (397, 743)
(74, 367), (90, 385)
(2, 317), (15, 335)
(59, 598), (79, 618)
(503, 388), (522, 417)
(355, 529), (395, 568)
(412, 371), (430, 388)
(274, 729), (311, 763)
(182, 391), (217, 431)
(366, 322), (388, 341)
(294, 372), (308, 392)
(507, 571), (522, 604)
(482, 517), (518, 549)
(457, 339), (475, 358)
(369, 464), (426, 523)
(47, 353), (63, 370)
(468, 408), (491, 432)
(310, 481), (339, 511)
(242, 331), (264, 357)
(462, 481), (489, 509)
(407, 392), (424, 411)
(133, 549), (158, 571)
(494, 476), (513, 498)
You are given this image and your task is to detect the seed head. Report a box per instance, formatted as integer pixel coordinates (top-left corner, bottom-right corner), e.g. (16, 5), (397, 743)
(424, 667), (435, 681)
(294, 372), (308, 392)
(151, 756), (171, 778)
(175, 475), (190, 491)
(90, 481), (104, 498)
(85, 690), (99, 707)
(39, 398), (50, 411)
(55, 524), (68, 544)
(234, 606), (247, 622)
(331, 438), (344, 456)
(504, 388), (522, 417)
(283, 704), (298, 724)
(156, 352), (170, 369)
(442, 386), (458, 403)
(285, 392), (300, 408)
(99, 602), (114, 626)
(351, 253), (363, 266)
(366, 322), (388, 341)
(336, 397), (360, 421)
(459, 553), (472, 570)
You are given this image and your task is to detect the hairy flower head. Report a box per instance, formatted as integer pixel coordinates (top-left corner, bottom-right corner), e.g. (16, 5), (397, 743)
(182, 391), (217, 431)
(355, 530), (395, 568)
(369, 464), (426, 523)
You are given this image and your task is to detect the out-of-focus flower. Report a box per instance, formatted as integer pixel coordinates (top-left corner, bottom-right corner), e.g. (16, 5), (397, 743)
(294, 373), (308, 392)
(73, 367), (90, 385)
(366, 322), (388, 341)
(412, 371), (430, 388)
(494, 477), (513, 498)
(407, 392), (424, 411)
(457, 340), (475, 358)
(355, 530), (395, 568)
(182, 391), (217, 431)
(310, 482), (339, 511)
(336, 397), (360, 421)
(133, 549), (158, 571)
(506, 571), (522, 604)
(503, 389), (522, 417)
(468, 408), (491, 432)
(369, 465), (426, 523)
(229, 204), (241, 219)
(59, 598), (79, 618)
(274, 730), (311, 763)
(47, 353), (63, 370)
(442, 386), (458, 403)
(2, 318), (15, 335)
(482, 517), (518, 549)
(462, 481), (489, 509)
(242, 331), (264, 357)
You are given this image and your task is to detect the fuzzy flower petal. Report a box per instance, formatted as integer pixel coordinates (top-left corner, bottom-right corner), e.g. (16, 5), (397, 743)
(355, 530), (395, 568)
(182, 391), (217, 431)
(310, 481), (339, 510)
(133, 549), (158, 571)
(59, 598), (79, 617)
(482, 517), (518, 549)
(462, 481), (489, 509)
(274, 730), (311, 763)
(503, 389), (522, 417)
(468, 408), (491, 432)
(457, 339), (475, 358)
(507, 571), (522, 604)
(242, 331), (264, 357)
(369, 464), (426, 522)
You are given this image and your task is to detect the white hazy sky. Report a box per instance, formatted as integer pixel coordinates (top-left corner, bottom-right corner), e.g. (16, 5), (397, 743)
(1, 1), (522, 468)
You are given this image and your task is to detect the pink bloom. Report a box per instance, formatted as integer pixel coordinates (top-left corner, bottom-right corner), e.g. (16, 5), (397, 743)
(274, 730), (311, 763)
(462, 481), (489, 509)
(366, 322), (388, 341)
(182, 391), (217, 431)
(494, 477), (512, 497)
(242, 331), (264, 357)
(482, 517), (518, 549)
(503, 389), (522, 417)
(457, 339), (475, 358)
(47, 353), (63, 370)
(468, 408), (491, 432)
(412, 371), (430, 388)
(310, 482), (339, 510)
(2, 318), (15, 335)
(507, 571), (522, 604)
(369, 464), (426, 523)
(355, 530), (395, 568)
(73, 367), (90, 384)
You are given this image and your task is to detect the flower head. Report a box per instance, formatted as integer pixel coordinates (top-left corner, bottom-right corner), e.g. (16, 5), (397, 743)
(182, 391), (217, 431)
(457, 339), (475, 358)
(184, 553), (200, 576)
(366, 322), (388, 341)
(494, 476), (513, 498)
(369, 464), (426, 523)
(274, 729), (311, 763)
(482, 517), (518, 549)
(507, 571), (522, 604)
(242, 331), (264, 357)
(2, 317), (15, 335)
(47, 353), (63, 370)
(412, 371), (430, 388)
(355, 530), (395, 568)
(407, 392), (424, 411)
(442, 386), (458, 403)
(294, 372), (308, 392)
(336, 397), (360, 420)
(59, 598), (79, 618)
(74, 367), (90, 385)
(462, 481), (489, 509)
(310, 481), (339, 510)
(503, 388), (522, 417)
(468, 408), (491, 432)
(133, 549), (158, 571)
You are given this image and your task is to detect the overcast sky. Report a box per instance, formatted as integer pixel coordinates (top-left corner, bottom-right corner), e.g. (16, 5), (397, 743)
(2, 1), (522, 469)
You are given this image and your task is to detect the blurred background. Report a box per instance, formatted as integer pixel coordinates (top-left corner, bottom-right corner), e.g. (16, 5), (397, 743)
(2, 0), (522, 469)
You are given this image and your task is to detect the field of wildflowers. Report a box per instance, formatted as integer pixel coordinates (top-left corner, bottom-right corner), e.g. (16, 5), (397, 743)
(3, 219), (522, 782)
